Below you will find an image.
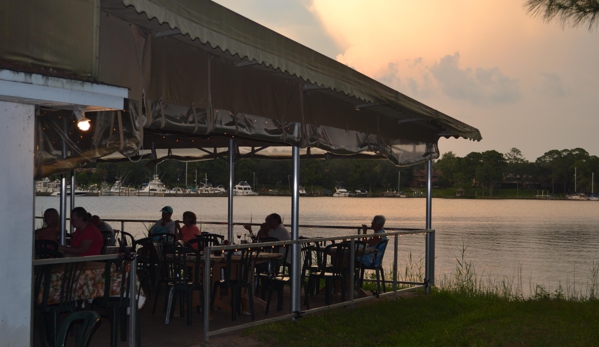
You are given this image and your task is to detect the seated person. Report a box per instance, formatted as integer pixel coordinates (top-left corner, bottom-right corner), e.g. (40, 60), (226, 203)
(255, 213), (292, 263)
(175, 211), (201, 249)
(243, 215), (273, 240)
(266, 213), (291, 241)
(357, 215), (388, 267)
(149, 206), (176, 241)
(59, 207), (103, 256)
(35, 208), (60, 242)
(90, 215), (115, 246)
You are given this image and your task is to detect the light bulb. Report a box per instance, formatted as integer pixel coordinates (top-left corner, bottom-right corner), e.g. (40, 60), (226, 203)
(77, 117), (91, 131)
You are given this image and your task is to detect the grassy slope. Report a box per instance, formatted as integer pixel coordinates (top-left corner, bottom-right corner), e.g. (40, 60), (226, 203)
(248, 290), (599, 347)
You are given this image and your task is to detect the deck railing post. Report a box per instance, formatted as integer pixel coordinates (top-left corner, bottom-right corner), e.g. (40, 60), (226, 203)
(204, 246), (211, 341)
(128, 254), (137, 347)
(393, 234), (398, 300)
(425, 158), (434, 293)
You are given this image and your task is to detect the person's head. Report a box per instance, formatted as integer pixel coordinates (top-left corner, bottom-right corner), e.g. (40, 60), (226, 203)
(268, 213), (282, 228)
(90, 215), (101, 227)
(160, 206), (173, 221)
(182, 211), (197, 225)
(43, 208), (60, 227)
(71, 207), (90, 229)
(371, 215), (386, 231)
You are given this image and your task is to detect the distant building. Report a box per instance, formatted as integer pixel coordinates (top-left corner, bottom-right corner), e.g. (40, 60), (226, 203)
(411, 169), (442, 187)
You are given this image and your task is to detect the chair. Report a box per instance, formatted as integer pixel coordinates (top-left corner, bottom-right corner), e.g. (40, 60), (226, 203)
(319, 241), (366, 305)
(264, 245), (291, 314)
(212, 247), (261, 321)
(118, 231), (136, 250)
(54, 310), (100, 347)
(254, 237), (283, 298)
(195, 233), (224, 254)
(163, 245), (204, 325)
(92, 256), (140, 347)
(357, 239), (389, 295)
(100, 230), (113, 254)
(156, 233), (177, 245)
(34, 261), (85, 347)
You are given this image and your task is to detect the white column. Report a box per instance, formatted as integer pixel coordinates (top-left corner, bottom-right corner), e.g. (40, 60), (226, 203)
(0, 101), (35, 346)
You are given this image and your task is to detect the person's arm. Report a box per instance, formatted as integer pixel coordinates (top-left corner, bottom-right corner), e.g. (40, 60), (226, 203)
(60, 240), (93, 256)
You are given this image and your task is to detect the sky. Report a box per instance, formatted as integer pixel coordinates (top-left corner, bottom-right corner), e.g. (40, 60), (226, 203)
(213, 0), (598, 161)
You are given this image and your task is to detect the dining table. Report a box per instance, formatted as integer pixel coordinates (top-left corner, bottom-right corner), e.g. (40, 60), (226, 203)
(174, 251), (283, 315)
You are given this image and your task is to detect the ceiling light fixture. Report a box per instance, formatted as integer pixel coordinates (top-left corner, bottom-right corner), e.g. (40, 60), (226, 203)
(73, 106), (91, 131)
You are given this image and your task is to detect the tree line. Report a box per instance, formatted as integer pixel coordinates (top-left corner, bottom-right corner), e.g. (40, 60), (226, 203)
(70, 147), (597, 196)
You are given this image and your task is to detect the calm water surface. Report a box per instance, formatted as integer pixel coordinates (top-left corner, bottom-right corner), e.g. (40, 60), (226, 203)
(36, 196), (599, 296)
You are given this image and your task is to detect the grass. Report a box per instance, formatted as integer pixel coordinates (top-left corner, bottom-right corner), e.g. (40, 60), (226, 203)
(247, 291), (599, 347)
(245, 247), (599, 346)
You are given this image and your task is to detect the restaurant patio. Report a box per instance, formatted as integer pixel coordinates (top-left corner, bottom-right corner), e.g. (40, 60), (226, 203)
(0, 0), (480, 346)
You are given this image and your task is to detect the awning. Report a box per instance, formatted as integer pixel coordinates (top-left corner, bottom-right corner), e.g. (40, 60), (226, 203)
(0, 0), (482, 176)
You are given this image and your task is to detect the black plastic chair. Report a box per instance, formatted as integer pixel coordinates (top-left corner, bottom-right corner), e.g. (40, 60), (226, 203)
(92, 256), (140, 347)
(100, 230), (113, 254)
(34, 261), (85, 347)
(357, 239), (389, 295)
(264, 245), (291, 314)
(54, 310), (100, 347)
(163, 245), (203, 325)
(93, 257), (141, 347)
(212, 248), (261, 321)
(118, 231), (136, 250)
(319, 241), (366, 305)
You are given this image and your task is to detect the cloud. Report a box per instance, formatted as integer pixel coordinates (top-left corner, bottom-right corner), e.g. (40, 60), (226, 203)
(430, 53), (520, 104)
(539, 72), (565, 97)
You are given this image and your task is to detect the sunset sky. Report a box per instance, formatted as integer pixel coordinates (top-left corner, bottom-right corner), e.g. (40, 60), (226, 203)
(214, 0), (599, 161)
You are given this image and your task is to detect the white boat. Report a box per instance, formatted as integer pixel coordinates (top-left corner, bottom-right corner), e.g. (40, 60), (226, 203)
(195, 174), (227, 195)
(566, 193), (587, 200)
(108, 179), (135, 196)
(35, 178), (61, 194)
(165, 187), (187, 195)
(354, 188), (368, 196)
(233, 181), (258, 196)
(51, 187), (88, 196)
(299, 186), (307, 195)
(136, 174), (168, 196)
(333, 186), (349, 197)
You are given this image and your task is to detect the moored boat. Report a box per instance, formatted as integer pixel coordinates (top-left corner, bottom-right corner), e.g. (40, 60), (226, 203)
(233, 181), (258, 196)
(333, 186), (349, 197)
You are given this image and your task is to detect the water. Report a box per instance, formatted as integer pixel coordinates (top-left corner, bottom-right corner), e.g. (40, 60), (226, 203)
(36, 196), (599, 296)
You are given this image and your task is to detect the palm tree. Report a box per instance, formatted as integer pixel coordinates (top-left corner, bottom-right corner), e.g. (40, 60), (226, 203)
(524, 0), (599, 30)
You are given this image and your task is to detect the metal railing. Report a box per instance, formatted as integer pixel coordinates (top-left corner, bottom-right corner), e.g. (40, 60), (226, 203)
(201, 228), (435, 341)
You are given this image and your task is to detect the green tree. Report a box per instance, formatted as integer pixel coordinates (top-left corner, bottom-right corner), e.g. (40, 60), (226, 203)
(475, 150), (506, 197)
(524, 0), (599, 30)
(435, 151), (459, 187)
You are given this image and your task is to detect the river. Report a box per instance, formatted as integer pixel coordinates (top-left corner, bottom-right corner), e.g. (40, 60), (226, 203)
(35, 196), (599, 297)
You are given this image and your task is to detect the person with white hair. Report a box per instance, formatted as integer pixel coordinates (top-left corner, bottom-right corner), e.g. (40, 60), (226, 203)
(358, 215), (387, 267)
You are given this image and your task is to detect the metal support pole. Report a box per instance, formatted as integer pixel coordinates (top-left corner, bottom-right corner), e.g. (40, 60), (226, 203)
(59, 116), (68, 245)
(128, 255), (138, 347)
(291, 146), (301, 317)
(227, 138), (234, 241)
(70, 169), (76, 211)
(425, 158), (434, 292)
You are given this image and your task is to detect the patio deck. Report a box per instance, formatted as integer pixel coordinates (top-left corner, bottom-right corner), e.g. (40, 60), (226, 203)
(34, 281), (419, 347)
